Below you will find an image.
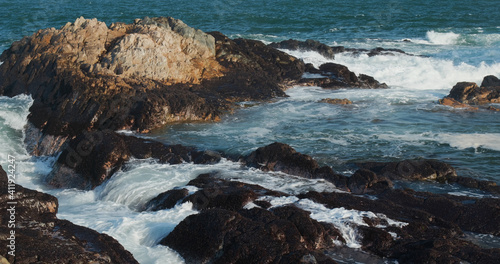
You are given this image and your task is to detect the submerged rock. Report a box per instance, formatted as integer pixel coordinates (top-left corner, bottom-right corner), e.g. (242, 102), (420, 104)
(319, 98), (353, 105)
(0, 166), (138, 264)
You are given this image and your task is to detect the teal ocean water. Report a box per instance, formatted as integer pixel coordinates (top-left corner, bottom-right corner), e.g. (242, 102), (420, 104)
(1, 1), (500, 263)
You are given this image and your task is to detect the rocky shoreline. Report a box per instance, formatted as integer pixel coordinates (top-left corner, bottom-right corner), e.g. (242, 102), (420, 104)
(1, 17), (499, 263)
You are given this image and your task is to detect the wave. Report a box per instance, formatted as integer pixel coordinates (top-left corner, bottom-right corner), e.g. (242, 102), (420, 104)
(283, 49), (500, 90)
(410, 31), (500, 47)
(435, 133), (500, 152)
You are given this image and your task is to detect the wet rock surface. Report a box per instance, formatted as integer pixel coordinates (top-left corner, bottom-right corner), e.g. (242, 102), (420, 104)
(0, 166), (138, 264)
(161, 207), (340, 264)
(440, 75), (500, 109)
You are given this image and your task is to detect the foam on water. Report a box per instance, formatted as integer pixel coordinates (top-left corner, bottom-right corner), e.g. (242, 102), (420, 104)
(435, 133), (500, 152)
(260, 196), (408, 249)
(283, 48), (500, 91)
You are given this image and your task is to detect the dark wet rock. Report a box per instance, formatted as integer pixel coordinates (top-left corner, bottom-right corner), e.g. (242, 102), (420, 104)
(144, 188), (189, 211)
(269, 39), (337, 59)
(440, 77), (500, 107)
(300, 63), (388, 89)
(245, 142), (321, 178)
(161, 206), (339, 264)
(480, 75), (500, 87)
(0, 17), (305, 156)
(347, 169), (393, 194)
(47, 130), (221, 189)
(319, 98), (353, 105)
(183, 173), (287, 211)
(366, 47), (407, 57)
(358, 159), (500, 194)
(299, 189), (500, 263)
(358, 159), (457, 182)
(246, 142), (387, 192)
(0, 166), (138, 264)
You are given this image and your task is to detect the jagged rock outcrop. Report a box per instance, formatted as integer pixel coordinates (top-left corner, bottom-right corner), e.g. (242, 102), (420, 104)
(0, 17), (305, 156)
(0, 166), (138, 264)
(439, 76), (500, 109)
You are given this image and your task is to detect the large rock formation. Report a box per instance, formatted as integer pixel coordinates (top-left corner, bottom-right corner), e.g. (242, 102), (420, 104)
(0, 166), (138, 263)
(0, 17), (305, 156)
(439, 75), (500, 109)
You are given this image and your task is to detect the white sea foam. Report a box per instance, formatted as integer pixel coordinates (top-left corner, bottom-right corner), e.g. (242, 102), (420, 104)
(282, 44), (500, 91)
(260, 196), (408, 249)
(435, 133), (500, 151)
(420, 31), (460, 45)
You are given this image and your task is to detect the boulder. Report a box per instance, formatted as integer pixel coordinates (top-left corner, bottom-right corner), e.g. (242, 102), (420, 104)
(143, 188), (189, 211)
(0, 166), (138, 264)
(161, 207), (339, 263)
(480, 75), (500, 87)
(440, 77), (500, 107)
(183, 173), (287, 211)
(245, 142), (320, 178)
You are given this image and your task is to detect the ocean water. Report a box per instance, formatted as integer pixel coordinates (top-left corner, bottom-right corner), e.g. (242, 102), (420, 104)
(1, 0), (500, 263)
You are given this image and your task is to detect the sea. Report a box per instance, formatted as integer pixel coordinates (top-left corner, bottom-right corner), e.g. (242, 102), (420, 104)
(1, 0), (499, 263)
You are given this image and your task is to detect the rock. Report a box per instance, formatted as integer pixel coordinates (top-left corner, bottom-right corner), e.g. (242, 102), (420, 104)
(487, 106), (500, 111)
(245, 142), (378, 192)
(480, 75), (500, 87)
(303, 63), (387, 89)
(245, 142), (320, 178)
(269, 39), (337, 59)
(0, 17), (305, 155)
(299, 189), (500, 263)
(0, 166), (138, 264)
(161, 207), (339, 263)
(358, 159), (500, 194)
(358, 159), (457, 182)
(438, 97), (479, 110)
(184, 173), (288, 211)
(144, 188), (189, 211)
(319, 98), (353, 105)
(47, 130), (222, 189)
(366, 47), (407, 57)
(347, 169), (393, 194)
(440, 78), (500, 107)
